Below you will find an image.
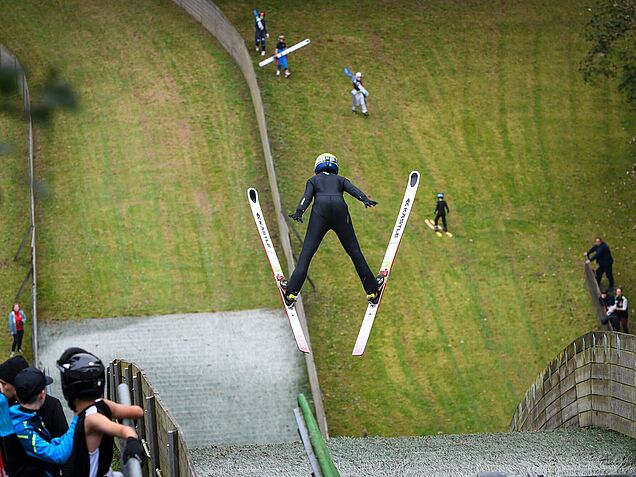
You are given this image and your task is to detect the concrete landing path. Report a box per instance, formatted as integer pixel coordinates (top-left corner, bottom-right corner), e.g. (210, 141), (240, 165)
(37, 309), (308, 447)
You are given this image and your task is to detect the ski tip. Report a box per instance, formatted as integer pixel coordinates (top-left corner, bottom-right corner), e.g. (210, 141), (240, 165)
(409, 171), (420, 187)
(248, 188), (258, 203)
(352, 347), (365, 356)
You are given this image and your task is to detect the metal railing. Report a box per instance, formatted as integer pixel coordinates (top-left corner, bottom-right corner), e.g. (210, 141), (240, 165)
(117, 383), (144, 477)
(107, 360), (196, 477)
(0, 44), (38, 364)
(297, 394), (340, 477)
(170, 0), (328, 437)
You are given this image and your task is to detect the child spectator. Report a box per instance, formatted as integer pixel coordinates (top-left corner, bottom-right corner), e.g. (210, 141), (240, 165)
(56, 348), (145, 476)
(0, 356), (69, 476)
(9, 304), (27, 357)
(254, 11), (269, 56)
(275, 34), (291, 78)
(599, 290), (619, 329)
(351, 71), (369, 116)
(7, 368), (78, 477)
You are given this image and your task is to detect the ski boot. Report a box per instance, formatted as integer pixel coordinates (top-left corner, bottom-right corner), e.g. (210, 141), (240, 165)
(280, 279), (298, 308)
(366, 274), (386, 305)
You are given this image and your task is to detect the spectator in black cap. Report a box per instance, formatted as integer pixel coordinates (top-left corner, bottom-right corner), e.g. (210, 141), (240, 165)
(0, 357), (69, 476)
(5, 368), (78, 477)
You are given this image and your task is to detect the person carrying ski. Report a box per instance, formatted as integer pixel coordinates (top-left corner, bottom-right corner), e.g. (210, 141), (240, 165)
(284, 153), (383, 306)
(275, 34), (291, 77)
(351, 72), (369, 116)
(254, 11), (269, 56)
(434, 193), (449, 232)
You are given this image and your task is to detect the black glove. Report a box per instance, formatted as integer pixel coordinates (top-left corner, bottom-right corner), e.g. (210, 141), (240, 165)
(289, 211), (303, 223)
(123, 437), (145, 464)
(363, 199), (378, 208)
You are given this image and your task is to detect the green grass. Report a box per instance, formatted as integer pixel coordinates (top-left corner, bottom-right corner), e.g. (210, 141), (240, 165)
(0, 89), (33, 360)
(217, 0), (636, 436)
(0, 0), (278, 321)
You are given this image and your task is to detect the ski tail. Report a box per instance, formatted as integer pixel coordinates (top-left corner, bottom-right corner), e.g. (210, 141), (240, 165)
(247, 188), (311, 353)
(352, 171), (420, 356)
(344, 67), (354, 79)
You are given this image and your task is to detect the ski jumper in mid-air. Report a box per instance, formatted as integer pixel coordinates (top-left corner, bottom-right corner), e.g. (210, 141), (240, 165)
(434, 193), (449, 232)
(254, 11), (269, 56)
(275, 34), (291, 77)
(284, 153), (383, 306)
(351, 72), (369, 116)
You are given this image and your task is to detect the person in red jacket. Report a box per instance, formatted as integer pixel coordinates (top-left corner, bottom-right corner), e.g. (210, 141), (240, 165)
(8, 304), (26, 357)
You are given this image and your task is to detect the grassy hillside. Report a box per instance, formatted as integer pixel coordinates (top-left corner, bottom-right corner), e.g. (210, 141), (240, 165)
(0, 0), (277, 321)
(0, 90), (33, 359)
(217, 0), (636, 435)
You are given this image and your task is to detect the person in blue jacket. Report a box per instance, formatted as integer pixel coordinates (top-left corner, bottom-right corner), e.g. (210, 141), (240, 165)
(8, 368), (77, 477)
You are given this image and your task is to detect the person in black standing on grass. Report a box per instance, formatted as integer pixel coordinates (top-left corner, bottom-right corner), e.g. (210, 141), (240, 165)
(283, 153), (383, 306)
(433, 193), (449, 232)
(585, 236), (614, 290)
(254, 11), (269, 56)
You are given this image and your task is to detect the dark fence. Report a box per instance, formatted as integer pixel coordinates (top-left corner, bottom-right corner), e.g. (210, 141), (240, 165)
(584, 262), (611, 330)
(0, 44), (38, 364)
(108, 360), (197, 477)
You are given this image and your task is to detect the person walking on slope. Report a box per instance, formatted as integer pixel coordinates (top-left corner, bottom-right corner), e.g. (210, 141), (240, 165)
(283, 153), (383, 306)
(351, 72), (369, 116)
(433, 193), (450, 232)
(254, 11), (269, 56)
(275, 34), (291, 78)
(585, 236), (614, 290)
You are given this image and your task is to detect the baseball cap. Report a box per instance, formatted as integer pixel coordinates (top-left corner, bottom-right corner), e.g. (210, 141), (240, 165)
(0, 356), (29, 384)
(14, 368), (53, 403)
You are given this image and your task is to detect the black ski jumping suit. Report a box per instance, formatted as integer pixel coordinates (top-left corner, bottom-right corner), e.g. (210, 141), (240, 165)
(434, 198), (449, 230)
(255, 15), (268, 51)
(288, 172), (377, 295)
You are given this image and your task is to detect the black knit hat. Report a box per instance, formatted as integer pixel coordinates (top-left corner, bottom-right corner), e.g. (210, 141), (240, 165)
(0, 356), (29, 384)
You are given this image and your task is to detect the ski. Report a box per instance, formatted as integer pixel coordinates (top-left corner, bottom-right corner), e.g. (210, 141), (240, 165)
(352, 171), (420, 356)
(247, 188), (311, 353)
(258, 39), (311, 68)
(424, 219), (452, 237)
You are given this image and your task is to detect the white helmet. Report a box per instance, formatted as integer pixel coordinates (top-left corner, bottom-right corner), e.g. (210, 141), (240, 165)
(314, 153), (339, 174)
(355, 72), (362, 79)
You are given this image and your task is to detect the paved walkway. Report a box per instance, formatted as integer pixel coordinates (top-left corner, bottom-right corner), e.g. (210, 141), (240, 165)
(38, 309), (308, 447)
